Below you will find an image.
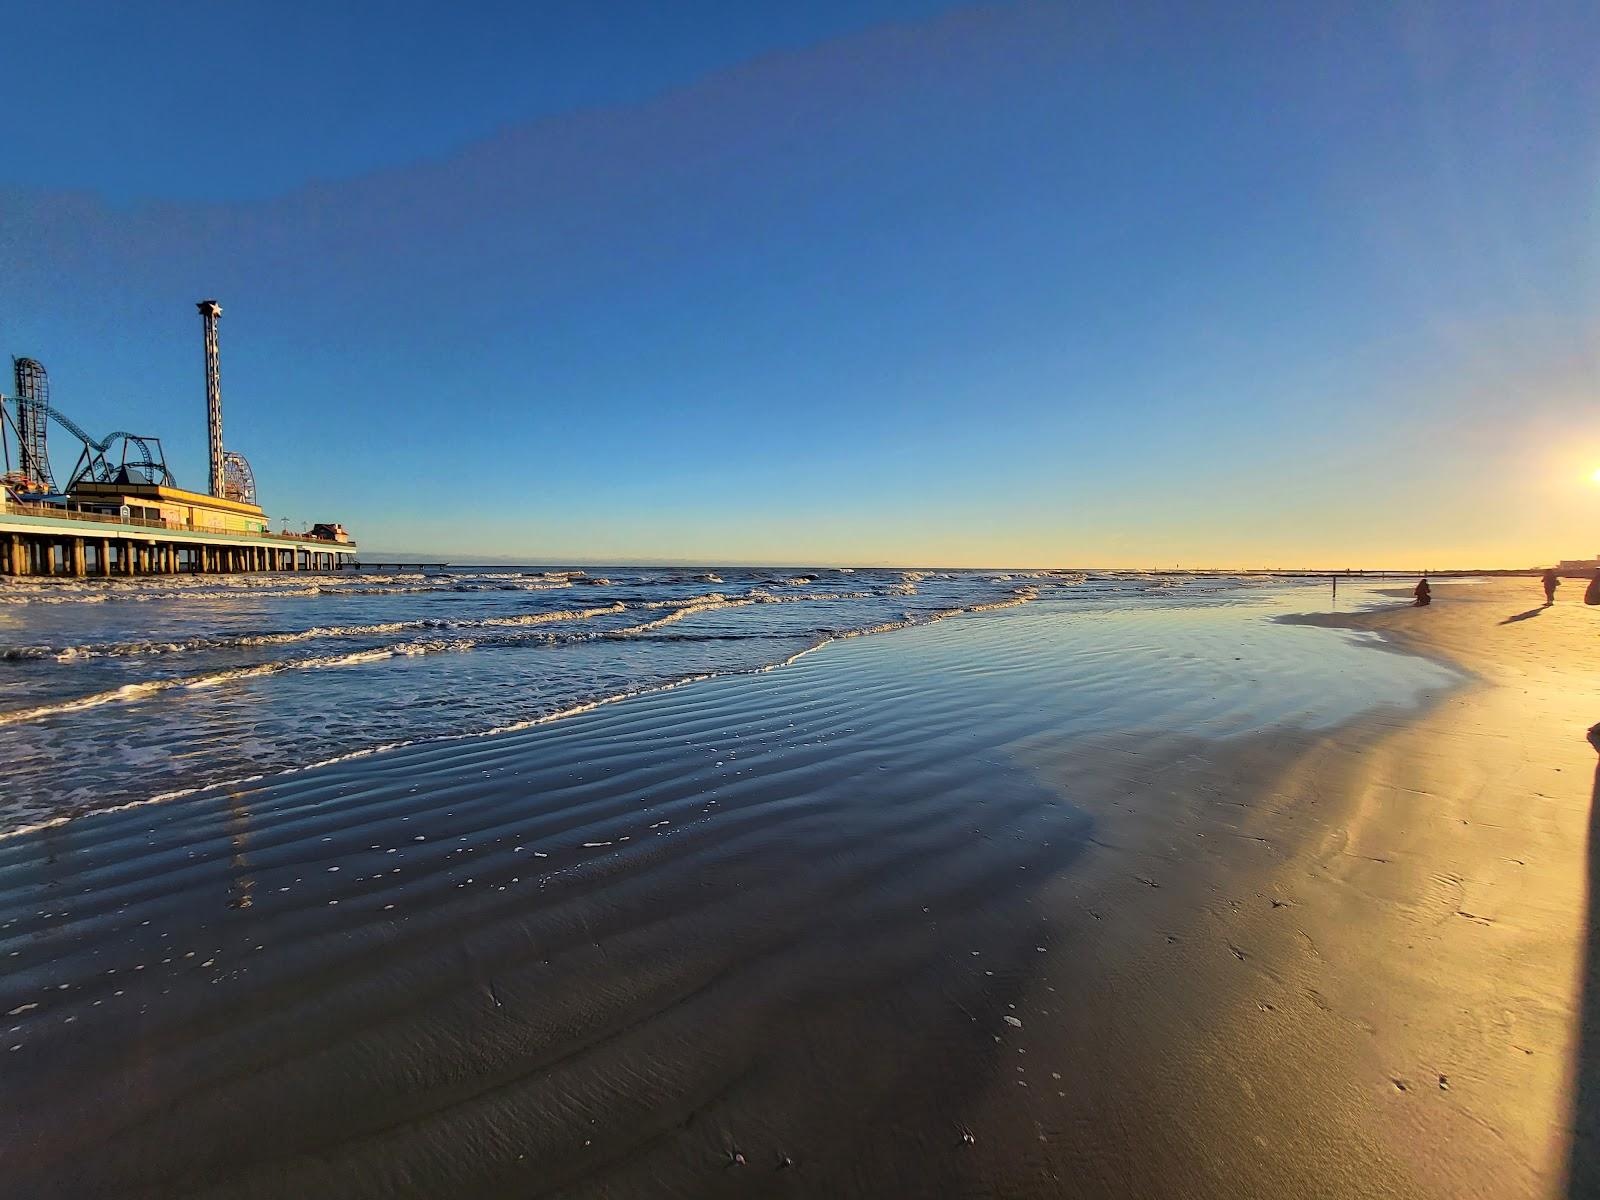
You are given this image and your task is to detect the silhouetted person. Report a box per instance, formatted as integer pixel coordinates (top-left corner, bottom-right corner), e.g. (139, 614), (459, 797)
(1414, 577), (1431, 607)
(1587, 570), (1600, 607)
(1544, 569), (1560, 605)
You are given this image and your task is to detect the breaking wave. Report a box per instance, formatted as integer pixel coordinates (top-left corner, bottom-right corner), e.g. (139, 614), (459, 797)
(4, 562), (1282, 837)
(0, 581), (1045, 836)
(0, 585), (1038, 732)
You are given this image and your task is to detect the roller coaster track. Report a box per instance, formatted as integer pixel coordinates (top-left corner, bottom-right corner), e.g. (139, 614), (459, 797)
(2, 395), (175, 490)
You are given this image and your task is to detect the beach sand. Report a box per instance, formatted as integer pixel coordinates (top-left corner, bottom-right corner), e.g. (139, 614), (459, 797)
(1, 577), (1594, 1197)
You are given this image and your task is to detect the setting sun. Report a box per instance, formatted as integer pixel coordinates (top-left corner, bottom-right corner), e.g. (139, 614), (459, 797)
(1592, 467), (1600, 485)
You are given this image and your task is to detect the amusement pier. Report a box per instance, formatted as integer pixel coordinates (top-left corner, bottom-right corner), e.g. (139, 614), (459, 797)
(1, 301), (357, 576)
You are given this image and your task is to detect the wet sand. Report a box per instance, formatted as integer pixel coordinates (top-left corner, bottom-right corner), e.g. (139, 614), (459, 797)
(0, 578), (1593, 1197)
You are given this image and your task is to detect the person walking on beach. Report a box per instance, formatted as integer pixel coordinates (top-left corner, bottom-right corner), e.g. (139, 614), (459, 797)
(1414, 577), (1431, 606)
(1542, 568), (1560, 605)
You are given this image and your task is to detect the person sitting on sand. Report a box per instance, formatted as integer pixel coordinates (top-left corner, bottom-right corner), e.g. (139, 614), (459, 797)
(1414, 577), (1431, 607)
(1542, 569), (1560, 605)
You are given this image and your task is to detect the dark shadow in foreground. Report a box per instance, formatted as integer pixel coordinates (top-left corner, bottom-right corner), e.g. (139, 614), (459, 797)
(1567, 743), (1600, 1196)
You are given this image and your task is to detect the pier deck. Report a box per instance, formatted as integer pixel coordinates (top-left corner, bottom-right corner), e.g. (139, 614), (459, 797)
(0, 504), (357, 576)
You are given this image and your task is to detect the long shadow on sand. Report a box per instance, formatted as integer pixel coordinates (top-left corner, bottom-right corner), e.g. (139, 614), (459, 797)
(1500, 607), (1549, 625)
(1569, 748), (1600, 1196)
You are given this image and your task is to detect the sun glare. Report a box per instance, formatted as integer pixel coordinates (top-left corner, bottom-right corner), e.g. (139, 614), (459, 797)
(1592, 467), (1600, 485)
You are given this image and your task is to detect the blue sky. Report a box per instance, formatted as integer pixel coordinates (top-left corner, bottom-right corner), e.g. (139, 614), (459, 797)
(3, 0), (1597, 566)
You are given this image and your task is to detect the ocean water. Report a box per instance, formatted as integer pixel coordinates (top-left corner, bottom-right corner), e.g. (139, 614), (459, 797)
(0, 566), (1425, 837)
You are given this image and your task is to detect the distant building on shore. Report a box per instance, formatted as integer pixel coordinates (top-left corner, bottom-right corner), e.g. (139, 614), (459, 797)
(1557, 557), (1599, 571)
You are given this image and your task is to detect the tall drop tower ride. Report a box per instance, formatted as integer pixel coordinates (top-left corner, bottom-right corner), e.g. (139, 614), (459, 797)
(198, 299), (224, 497)
(12, 357), (55, 491)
